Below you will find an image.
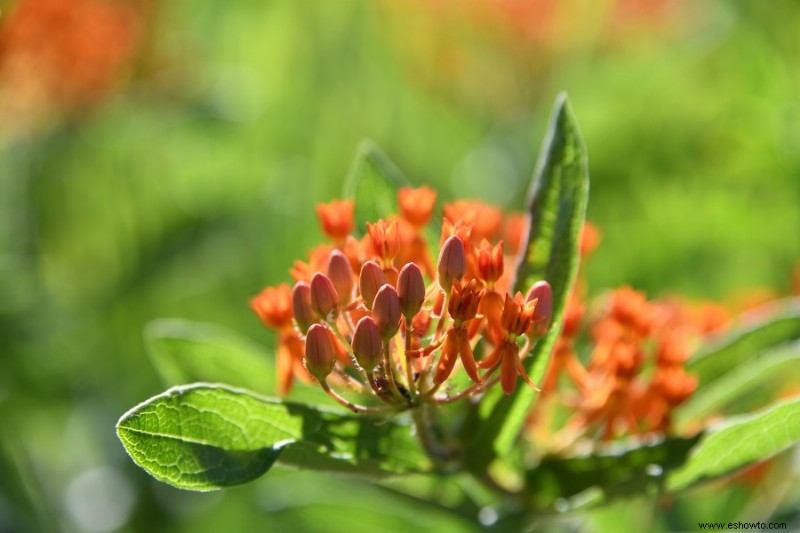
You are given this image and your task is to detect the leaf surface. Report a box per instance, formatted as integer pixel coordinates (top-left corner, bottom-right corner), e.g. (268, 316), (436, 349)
(341, 139), (408, 234)
(463, 93), (589, 471)
(117, 383), (431, 490)
(668, 397), (800, 491)
(524, 434), (702, 511)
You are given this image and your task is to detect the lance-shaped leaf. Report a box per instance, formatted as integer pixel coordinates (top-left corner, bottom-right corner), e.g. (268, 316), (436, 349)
(463, 93), (589, 471)
(117, 383), (431, 491)
(686, 308), (800, 388)
(523, 434), (702, 512)
(342, 139), (409, 234)
(677, 341), (800, 427)
(668, 397), (800, 491)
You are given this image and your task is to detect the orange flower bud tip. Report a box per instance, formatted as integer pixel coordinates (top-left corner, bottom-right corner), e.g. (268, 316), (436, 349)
(438, 235), (466, 291)
(310, 272), (340, 321)
(526, 280), (553, 326)
(351, 316), (382, 371)
(359, 260), (387, 310)
(327, 250), (354, 305)
(304, 323), (336, 381)
(291, 281), (318, 332)
(372, 284), (402, 339)
(397, 262), (426, 319)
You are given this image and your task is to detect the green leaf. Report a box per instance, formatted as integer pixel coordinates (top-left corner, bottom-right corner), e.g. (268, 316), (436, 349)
(463, 93), (590, 471)
(524, 434), (702, 512)
(341, 139), (409, 233)
(116, 383), (431, 491)
(677, 341), (800, 427)
(667, 396), (800, 492)
(145, 318), (275, 394)
(686, 309), (800, 389)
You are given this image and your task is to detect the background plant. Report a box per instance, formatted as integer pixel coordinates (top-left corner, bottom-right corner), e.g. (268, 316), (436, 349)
(1, 1), (799, 532)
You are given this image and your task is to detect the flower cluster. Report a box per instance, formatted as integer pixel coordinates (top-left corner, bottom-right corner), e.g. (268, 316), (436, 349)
(251, 187), (552, 412)
(536, 228), (725, 440)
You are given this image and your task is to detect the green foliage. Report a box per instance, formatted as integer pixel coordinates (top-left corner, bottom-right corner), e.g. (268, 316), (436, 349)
(524, 434), (703, 511)
(145, 319), (276, 394)
(462, 93), (590, 471)
(342, 139), (409, 234)
(668, 397), (800, 491)
(686, 305), (800, 388)
(677, 341), (800, 427)
(116, 383), (431, 490)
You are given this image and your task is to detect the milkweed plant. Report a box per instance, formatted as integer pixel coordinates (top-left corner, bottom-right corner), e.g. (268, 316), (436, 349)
(116, 94), (800, 525)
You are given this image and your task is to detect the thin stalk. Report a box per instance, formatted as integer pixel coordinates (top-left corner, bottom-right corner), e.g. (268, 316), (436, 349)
(433, 364), (501, 404)
(320, 380), (397, 414)
(411, 403), (458, 463)
(382, 338), (407, 405)
(403, 320), (418, 401)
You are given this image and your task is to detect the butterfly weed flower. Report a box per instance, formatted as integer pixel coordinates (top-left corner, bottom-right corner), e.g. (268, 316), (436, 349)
(251, 186), (553, 415)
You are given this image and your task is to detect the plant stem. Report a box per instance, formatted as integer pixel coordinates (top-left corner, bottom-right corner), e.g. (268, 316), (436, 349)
(411, 403), (458, 463)
(320, 380), (396, 414)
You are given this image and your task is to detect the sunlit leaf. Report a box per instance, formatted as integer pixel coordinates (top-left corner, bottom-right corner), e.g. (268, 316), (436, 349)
(463, 93), (589, 471)
(677, 341), (800, 427)
(667, 397), (800, 491)
(341, 139), (409, 233)
(524, 434), (702, 512)
(116, 383), (430, 491)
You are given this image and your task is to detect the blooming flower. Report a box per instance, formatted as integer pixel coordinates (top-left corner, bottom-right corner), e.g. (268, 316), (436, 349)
(251, 186), (552, 410)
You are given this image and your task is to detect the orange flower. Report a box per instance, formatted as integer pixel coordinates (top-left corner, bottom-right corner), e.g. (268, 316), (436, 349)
(443, 200), (503, 242)
(250, 284), (294, 330)
(477, 293), (540, 395)
(316, 199), (354, 242)
(475, 239), (504, 287)
(398, 186), (437, 227)
(366, 219), (401, 266)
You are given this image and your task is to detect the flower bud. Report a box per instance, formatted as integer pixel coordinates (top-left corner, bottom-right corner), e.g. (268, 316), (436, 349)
(397, 262), (425, 320)
(526, 280), (552, 322)
(437, 235), (466, 291)
(359, 260), (387, 310)
(372, 284), (402, 339)
(291, 281), (318, 332)
(327, 250), (354, 305)
(310, 272), (340, 321)
(304, 323), (336, 381)
(351, 316), (382, 371)
(526, 280), (553, 336)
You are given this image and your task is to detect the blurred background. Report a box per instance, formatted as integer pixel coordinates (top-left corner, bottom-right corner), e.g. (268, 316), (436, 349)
(1, 0), (798, 531)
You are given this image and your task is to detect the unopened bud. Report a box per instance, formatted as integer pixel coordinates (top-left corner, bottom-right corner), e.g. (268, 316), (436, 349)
(526, 280), (553, 335)
(292, 281), (318, 332)
(372, 284), (402, 339)
(351, 316), (382, 371)
(304, 323), (336, 381)
(397, 262), (425, 320)
(476, 240), (504, 284)
(437, 236), (466, 291)
(327, 250), (354, 305)
(310, 273), (340, 321)
(359, 260), (387, 310)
